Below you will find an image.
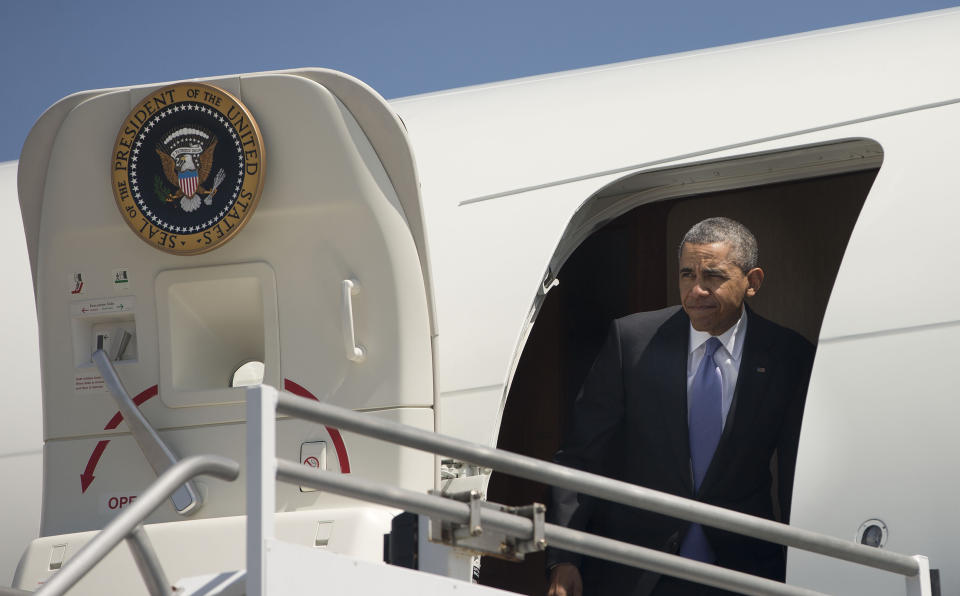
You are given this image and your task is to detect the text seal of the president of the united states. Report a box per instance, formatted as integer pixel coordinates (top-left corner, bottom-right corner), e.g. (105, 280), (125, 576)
(110, 82), (265, 255)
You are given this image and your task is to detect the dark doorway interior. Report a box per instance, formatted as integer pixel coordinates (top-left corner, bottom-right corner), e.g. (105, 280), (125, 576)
(479, 168), (878, 594)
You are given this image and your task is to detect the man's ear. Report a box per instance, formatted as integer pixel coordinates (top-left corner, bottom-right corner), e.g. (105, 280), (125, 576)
(745, 267), (764, 297)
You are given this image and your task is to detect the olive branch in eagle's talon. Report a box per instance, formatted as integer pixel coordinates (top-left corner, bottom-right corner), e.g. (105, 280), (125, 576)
(154, 175), (175, 203)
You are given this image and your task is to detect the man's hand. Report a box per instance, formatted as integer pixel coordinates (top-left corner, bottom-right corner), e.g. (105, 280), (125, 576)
(547, 563), (583, 596)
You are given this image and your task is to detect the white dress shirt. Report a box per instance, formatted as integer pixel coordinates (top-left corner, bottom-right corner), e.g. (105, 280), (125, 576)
(687, 307), (748, 429)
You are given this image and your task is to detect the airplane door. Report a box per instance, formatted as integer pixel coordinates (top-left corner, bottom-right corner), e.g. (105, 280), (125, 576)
(147, 71), (438, 414)
(20, 69), (437, 534)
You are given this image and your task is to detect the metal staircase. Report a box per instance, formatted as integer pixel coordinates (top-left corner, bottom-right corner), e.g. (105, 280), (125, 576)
(2, 383), (936, 595)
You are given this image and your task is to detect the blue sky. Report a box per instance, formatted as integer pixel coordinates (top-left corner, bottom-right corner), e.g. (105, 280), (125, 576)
(1, 0), (958, 161)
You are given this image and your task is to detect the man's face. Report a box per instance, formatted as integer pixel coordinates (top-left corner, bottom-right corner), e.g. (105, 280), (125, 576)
(678, 241), (763, 335)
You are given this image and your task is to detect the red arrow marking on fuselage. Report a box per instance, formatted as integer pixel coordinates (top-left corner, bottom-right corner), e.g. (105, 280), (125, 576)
(104, 385), (159, 430)
(79, 385), (160, 493)
(80, 382), (351, 490)
(81, 440), (110, 493)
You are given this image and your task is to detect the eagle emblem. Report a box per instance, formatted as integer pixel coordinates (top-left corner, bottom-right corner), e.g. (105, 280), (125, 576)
(155, 127), (226, 212)
(111, 82), (265, 255)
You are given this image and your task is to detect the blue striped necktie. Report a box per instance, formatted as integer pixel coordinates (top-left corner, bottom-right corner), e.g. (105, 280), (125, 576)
(679, 336), (723, 562)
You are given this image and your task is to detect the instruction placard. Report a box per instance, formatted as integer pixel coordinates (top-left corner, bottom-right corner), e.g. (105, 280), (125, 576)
(75, 373), (106, 394)
(70, 296), (135, 318)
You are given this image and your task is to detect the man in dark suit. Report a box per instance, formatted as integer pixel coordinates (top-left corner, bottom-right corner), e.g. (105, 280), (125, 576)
(546, 217), (814, 596)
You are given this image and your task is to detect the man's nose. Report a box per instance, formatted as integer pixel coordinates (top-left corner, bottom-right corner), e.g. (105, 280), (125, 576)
(691, 280), (710, 296)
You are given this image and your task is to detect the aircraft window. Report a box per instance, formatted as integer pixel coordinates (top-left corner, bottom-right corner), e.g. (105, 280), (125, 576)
(231, 360), (265, 387)
(857, 519), (888, 548)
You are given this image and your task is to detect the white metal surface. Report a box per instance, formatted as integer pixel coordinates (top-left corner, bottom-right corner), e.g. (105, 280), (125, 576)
(34, 455), (238, 596)
(175, 570), (245, 596)
(15, 508), (397, 594)
(0, 161), (42, 586)
(784, 104), (960, 594)
(263, 539), (511, 595)
(393, 7), (960, 406)
(35, 410), (433, 535)
(394, 8), (960, 206)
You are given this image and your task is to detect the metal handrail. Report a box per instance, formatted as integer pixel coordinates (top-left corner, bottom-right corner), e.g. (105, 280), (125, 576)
(277, 460), (824, 596)
(274, 392), (928, 583)
(36, 455), (240, 596)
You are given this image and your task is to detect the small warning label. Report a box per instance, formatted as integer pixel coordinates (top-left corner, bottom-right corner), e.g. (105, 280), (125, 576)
(112, 268), (131, 290)
(75, 374), (106, 394)
(69, 272), (86, 296)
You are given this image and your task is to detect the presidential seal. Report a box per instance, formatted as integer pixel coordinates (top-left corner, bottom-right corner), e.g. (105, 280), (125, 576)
(111, 82), (265, 255)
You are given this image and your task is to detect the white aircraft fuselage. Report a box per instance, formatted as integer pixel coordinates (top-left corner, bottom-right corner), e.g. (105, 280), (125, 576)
(3, 7), (960, 594)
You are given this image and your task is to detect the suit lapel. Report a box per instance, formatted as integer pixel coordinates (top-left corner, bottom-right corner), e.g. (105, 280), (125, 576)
(649, 310), (694, 494)
(698, 308), (773, 497)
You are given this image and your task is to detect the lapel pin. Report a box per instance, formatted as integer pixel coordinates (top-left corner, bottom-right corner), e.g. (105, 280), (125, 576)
(756, 367), (766, 373)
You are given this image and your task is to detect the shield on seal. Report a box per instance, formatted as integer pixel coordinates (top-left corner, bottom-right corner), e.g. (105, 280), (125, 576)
(178, 170), (199, 197)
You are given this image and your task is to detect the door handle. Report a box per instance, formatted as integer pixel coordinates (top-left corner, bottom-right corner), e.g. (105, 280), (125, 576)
(341, 279), (367, 363)
(93, 350), (201, 515)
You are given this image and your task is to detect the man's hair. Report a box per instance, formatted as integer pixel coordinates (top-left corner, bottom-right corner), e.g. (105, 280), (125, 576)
(678, 217), (758, 272)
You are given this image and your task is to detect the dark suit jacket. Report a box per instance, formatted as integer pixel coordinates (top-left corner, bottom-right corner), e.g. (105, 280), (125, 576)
(547, 306), (814, 595)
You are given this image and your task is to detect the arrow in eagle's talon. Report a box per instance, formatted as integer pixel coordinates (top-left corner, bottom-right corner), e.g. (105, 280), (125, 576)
(205, 168), (226, 205)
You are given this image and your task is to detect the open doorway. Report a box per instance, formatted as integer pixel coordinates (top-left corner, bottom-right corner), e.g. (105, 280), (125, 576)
(480, 158), (879, 593)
